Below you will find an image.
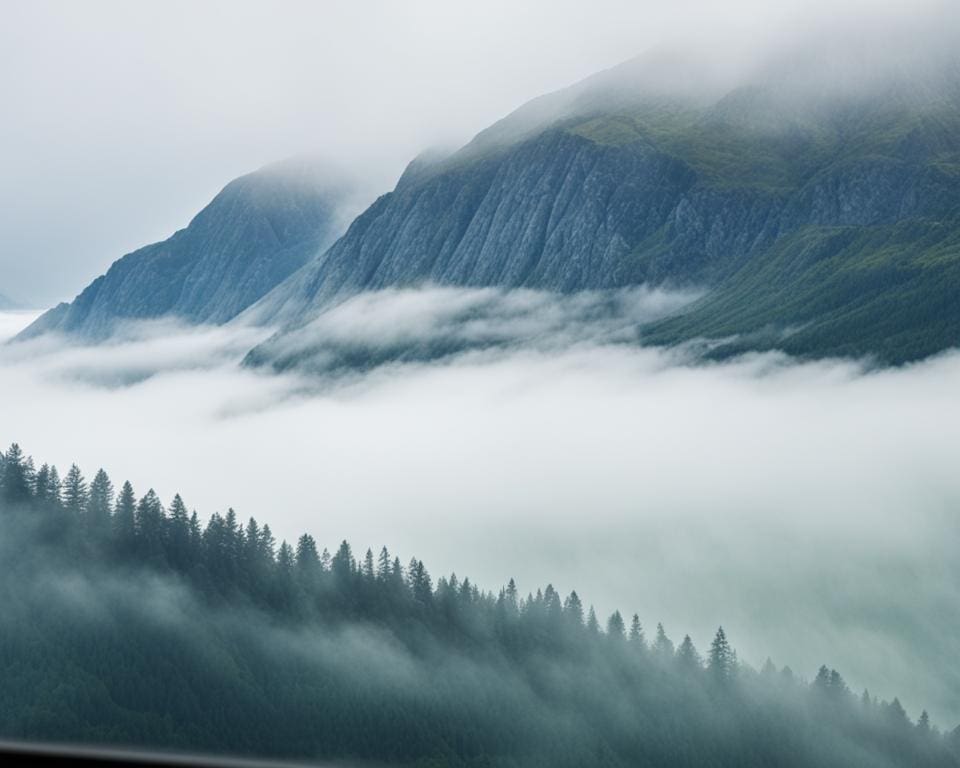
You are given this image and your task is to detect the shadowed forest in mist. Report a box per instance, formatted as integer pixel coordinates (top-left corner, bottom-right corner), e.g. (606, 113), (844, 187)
(1, 442), (957, 767)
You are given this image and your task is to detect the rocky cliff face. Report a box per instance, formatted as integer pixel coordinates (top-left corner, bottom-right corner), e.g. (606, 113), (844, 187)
(244, 61), (960, 365)
(20, 50), (960, 364)
(17, 158), (359, 341)
(244, 129), (700, 328)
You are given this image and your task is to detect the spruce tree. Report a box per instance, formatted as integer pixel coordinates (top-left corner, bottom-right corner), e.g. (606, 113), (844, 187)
(708, 627), (735, 684)
(296, 534), (320, 583)
(586, 606), (601, 635)
(629, 614), (645, 647)
(654, 623), (675, 660)
(62, 464), (88, 516)
(606, 610), (626, 640)
(167, 494), (191, 569)
(1, 444), (31, 503)
(377, 546), (392, 581)
(86, 469), (114, 538)
(677, 635), (702, 672)
(563, 591), (584, 627)
(362, 548), (375, 581)
(113, 480), (137, 552)
(135, 489), (166, 564)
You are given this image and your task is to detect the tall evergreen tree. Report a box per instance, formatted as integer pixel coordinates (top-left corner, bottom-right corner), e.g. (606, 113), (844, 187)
(135, 489), (167, 564)
(62, 464), (88, 516)
(708, 626), (735, 684)
(629, 614), (646, 647)
(586, 606), (601, 636)
(606, 610), (626, 641)
(296, 533), (320, 585)
(362, 548), (375, 581)
(86, 469), (114, 537)
(1, 444), (31, 503)
(377, 546), (392, 581)
(677, 635), (702, 673)
(563, 591), (584, 627)
(167, 494), (192, 569)
(654, 623), (675, 660)
(113, 480), (137, 553)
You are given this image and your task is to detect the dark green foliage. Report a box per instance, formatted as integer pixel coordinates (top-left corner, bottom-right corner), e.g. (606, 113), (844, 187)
(0, 442), (956, 768)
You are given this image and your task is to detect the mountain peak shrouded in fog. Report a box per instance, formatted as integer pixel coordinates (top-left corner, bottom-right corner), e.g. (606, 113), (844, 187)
(15, 7), (960, 366)
(14, 157), (367, 341)
(243, 38), (960, 367)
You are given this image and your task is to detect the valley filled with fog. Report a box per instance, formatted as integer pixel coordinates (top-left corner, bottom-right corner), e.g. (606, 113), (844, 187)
(2, 295), (958, 725)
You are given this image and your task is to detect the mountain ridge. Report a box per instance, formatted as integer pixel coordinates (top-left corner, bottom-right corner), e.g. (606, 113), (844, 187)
(15, 157), (362, 341)
(242, 50), (960, 367)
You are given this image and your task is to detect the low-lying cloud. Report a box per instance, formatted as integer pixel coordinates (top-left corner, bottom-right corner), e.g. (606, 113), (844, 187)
(1, 289), (959, 725)
(248, 285), (701, 374)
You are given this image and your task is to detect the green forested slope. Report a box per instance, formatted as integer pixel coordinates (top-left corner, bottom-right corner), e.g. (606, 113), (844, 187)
(0, 443), (957, 767)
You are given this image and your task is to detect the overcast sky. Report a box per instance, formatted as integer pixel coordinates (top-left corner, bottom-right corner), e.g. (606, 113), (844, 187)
(0, 0), (939, 306)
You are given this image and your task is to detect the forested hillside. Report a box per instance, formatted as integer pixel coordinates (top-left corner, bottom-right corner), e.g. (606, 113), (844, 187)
(0, 442), (956, 767)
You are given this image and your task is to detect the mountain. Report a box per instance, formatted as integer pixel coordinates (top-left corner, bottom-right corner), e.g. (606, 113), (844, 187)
(15, 158), (361, 341)
(244, 49), (960, 367)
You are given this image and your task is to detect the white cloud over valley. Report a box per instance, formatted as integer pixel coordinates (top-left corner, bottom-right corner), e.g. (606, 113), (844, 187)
(2, 294), (959, 724)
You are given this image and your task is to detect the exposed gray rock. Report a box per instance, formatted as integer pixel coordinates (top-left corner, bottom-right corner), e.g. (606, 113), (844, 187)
(16, 158), (360, 341)
(244, 52), (960, 367)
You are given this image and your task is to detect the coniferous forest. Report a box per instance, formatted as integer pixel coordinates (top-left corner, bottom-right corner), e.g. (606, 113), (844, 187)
(0, 442), (957, 768)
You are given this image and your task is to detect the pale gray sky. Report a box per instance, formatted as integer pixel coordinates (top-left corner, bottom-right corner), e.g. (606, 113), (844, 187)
(0, 0), (941, 305)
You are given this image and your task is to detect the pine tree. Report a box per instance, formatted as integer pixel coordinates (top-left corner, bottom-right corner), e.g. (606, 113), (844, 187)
(135, 489), (166, 564)
(629, 614), (645, 647)
(828, 669), (848, 700)
(410, 559), (433, 606)
(224, 508), (242, 571)
(390, 556), (405, 594)
(244, 517), (261, 564)
(677, 635), (702, 672)
(654, 623), (675, 660)
(606, 610), (626, 640)
(377, 546), (392, 581)
(62, 464), (88, 516)
(708, 627), (735, 684)
(188, 511), (202, 558)
(886, 698), (909, 727)
(86, 469), (114, 538)
(563, 591), (584, 627)
(46, 465), (62, 509)
(167, 494), (191, 569)
(259, 525), (276, 562)
(543, 585), (563, 628)
(1, 444), (32, 503)
(296, 534), (320, 583)
(813, 665), (831, 692)
(332, 540), (355, 585)
(586, 606), (600, 635)
(277, 541), (295, 573)
(113, 481), (137, 552)
(362, 548), (375, 581)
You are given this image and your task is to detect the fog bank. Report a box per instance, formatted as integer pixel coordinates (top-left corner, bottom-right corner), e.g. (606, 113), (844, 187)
(1, 297), (958, 724)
